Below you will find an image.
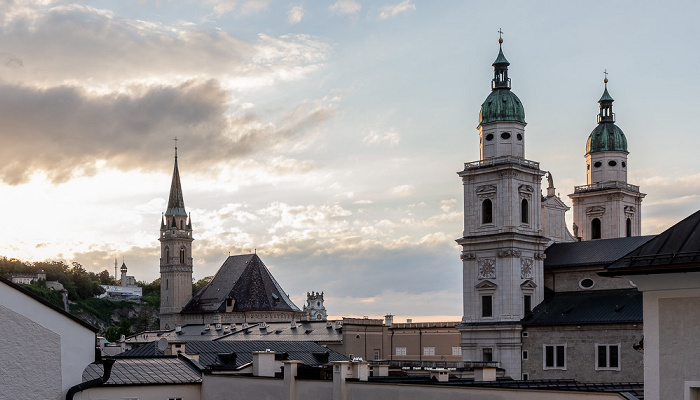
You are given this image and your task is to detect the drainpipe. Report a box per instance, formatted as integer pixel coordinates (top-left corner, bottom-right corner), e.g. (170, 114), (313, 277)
(66, 358), (115, 400)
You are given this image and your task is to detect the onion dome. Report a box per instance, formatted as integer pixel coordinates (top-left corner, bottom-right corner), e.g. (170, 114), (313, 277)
(586, 76), (628, 154)
(479, 34), (526, 125)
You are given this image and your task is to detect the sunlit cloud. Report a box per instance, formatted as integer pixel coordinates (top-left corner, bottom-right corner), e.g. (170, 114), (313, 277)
(288, 5), (304, 25)
(329, 0), (361, 15)
(379, 0), (415, 20)
(362, 127), (400, 147)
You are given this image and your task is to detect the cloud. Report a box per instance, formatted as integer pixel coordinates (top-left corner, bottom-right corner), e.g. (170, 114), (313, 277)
(329, 0), (361, 15)
(0, 80), (337, 184)
(362, 128), (400, 147)
(240, 0), (271, 15)
(288, 5), (304, 25)
(390, 185), (415, 197)
(379, 0), (416, 20)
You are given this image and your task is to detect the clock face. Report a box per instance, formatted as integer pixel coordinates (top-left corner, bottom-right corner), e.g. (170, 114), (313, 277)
(316, 314), (323, 320)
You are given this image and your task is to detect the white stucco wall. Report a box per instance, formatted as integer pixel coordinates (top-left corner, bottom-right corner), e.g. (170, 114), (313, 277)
(0, 281), (96, 400)
(84, 384), (201, 400)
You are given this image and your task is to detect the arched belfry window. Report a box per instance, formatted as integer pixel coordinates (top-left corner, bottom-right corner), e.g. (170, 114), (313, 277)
(180, 247), (186, 264)
(521, 199), (529, 224)
(482, 199), (493, 224)
(165, 246), (170, 264)
(591, 218), (601, 240)
(626, 218), (632, 237)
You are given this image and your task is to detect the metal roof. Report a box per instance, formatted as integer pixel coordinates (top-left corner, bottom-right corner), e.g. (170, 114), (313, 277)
(182, 254), (300, 314)
(83, 356), (201, 385)
(522, 289), (642, 326)
(604, 209), (700, 275)
(544, 236), (655, 269)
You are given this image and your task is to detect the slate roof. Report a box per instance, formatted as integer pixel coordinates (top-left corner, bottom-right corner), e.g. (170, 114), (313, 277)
(604, 209), (700, 275)
(165, 153), (186, 216)
(83, 356), (201, 385)
(181, 254), (300, 314)
(522, 289), (642, 326)
(544, 236), (655, 269)
(119, 341), (164, 357)
(184, 340), (349, 369)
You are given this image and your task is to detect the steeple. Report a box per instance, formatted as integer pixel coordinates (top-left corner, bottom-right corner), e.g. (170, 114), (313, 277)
(492, 29), (511, 90)
(597, 71), (615, 124)
(166, 143), (187, 217)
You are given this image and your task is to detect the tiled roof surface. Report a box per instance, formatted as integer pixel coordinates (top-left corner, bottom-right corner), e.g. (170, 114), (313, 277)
(522, 289), (642, 326)
(605, 209), (700, 275)
(545, 236), (655, 268)
(119, 341), (164, 357)
(182, 254), (300, 314)
(184, 340), (350, 369)
(83, 357), (201, 385)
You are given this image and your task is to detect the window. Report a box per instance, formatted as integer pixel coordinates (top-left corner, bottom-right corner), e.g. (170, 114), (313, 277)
(521, 199), (529, 224)
(608, 160), (617, 166)
(374, 349), (380, 360)
(591, 218), (601, 239)
(626, 218), (632, 237)
(482, 348), (493, 362)
(179, 247), (186, 264)
(485, 133), (494, 141)
(482, 199), (493, 224)
(482, 295), (493, 317)
(395, 347), (406, 356)
(523, 295), (532, 315)
(500, 132), (511, 139)
(522, 373), (529, 381)
(543, 344), (566, 370)
(423, 347), (435, 356)
(522, 350), (528, 360)
(164, 246), (170, 263)
(579, 278), (595, 289)
(452, 347), (462, 356)
(596, 344), (620, 370)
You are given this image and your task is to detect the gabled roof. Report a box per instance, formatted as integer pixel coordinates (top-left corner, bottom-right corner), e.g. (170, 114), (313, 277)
(83, 356), (201, 385)
(604, 209), (700, 275)
(181, 254), (300, 314)
(544, 236), (655, 269)
(522, 289), (642, 326)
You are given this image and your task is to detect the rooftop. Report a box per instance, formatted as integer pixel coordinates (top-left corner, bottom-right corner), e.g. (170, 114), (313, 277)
(523, 289), (642, 326)
(545, 236), (655, 269)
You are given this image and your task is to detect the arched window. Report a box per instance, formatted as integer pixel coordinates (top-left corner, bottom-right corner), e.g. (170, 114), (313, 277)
(591, 218), (601, 240)
(482, 199), (493, 224)
(180, 247), (186, 264)
(165, 246), (170, 264)
(626, 218), (632, 237)
(521, 199), (529, 224)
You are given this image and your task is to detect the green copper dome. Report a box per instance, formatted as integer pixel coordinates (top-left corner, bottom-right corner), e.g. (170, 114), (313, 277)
(586, 123), (627, 154)
(479, 89), (526, 125)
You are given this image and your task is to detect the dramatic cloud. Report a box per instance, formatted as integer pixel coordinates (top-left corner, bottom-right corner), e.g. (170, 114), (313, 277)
(379, 1), (416, 20)
(329, 0), (361, 15)
(0, 81), (337, 184)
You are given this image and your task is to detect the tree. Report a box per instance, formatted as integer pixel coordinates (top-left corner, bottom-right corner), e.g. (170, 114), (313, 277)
(193, 276), (213, 293)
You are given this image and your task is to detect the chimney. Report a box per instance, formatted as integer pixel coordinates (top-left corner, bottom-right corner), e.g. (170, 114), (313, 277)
(384, 314), (393, 326)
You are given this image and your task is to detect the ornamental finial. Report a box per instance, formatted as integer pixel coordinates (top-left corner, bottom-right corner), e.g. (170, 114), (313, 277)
(174, 136), (178, 158)
(603, 69), (608, 85)
(498, 28), (504, 44)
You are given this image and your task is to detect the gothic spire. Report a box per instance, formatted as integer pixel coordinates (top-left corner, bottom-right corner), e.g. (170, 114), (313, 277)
(165, 140), (187, 216)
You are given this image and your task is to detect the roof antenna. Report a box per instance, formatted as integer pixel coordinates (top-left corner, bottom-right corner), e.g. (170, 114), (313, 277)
(254, 248), (257, 254)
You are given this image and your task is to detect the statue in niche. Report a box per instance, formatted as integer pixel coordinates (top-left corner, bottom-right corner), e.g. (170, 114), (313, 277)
(573, 222), (579, 237)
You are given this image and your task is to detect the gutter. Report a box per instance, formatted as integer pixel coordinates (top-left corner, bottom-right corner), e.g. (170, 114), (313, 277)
(66, 358), (115, 400)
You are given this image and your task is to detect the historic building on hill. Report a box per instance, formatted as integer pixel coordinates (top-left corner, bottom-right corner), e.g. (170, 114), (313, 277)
(458, 36), (646, 383)
(159, 146), (304, 330)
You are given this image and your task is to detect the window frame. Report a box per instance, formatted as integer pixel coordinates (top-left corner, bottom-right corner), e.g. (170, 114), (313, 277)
(423, 347), (435, 356)
(482, 347), (493, 362)
(395, 347), (407, 356)
(595, 343), (621, 371)
(481, 294), (493, 318)
(481, 198), (494, 225)
(543, 344), (567, 370)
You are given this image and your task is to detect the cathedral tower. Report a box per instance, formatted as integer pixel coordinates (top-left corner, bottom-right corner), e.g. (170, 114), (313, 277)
(456, 34), (548, 378)
(569, 76), (645, 240)
(159, 144), (194, 329)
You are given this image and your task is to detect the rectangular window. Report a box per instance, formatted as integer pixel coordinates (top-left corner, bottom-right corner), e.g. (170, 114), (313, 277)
(596, 344), (621, 370)
(543, 344), (566, 370)
(395, 347), (406, 356)
(482, 347), (493, 362)
(482, 295), (493, 317)
(522, 373), (529, 381)
(373, 349), (380, 360)
(423, 347), (435, 356)
(522, 350), (528, 360)
(524, 295), (532, 315)
(452, 347), (462, 356)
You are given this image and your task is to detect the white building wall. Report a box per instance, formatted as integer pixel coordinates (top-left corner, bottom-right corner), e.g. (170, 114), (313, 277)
(85, 384), (201, 400)
(0, 280), (95, 400)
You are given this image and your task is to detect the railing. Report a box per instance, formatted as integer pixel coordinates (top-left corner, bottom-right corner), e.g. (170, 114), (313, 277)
(573, 181), (639, 193)
(385, 360), (501, 370)
(464, 156), (539, 170)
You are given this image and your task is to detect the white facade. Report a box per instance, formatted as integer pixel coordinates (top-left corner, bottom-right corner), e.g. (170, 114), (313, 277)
(0, 278), (96, 400)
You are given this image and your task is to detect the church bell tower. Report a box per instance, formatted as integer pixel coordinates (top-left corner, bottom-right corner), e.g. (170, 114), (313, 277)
(456, 33), (548, 379)
(159, 142), (194, 329)
(569, 75), (645, 240)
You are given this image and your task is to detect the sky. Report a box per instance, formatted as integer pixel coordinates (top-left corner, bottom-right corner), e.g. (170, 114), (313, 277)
(1, 0), (699, 321)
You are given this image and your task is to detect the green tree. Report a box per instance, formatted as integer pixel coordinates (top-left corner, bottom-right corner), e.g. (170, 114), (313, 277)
(193, 276), (213, 292)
